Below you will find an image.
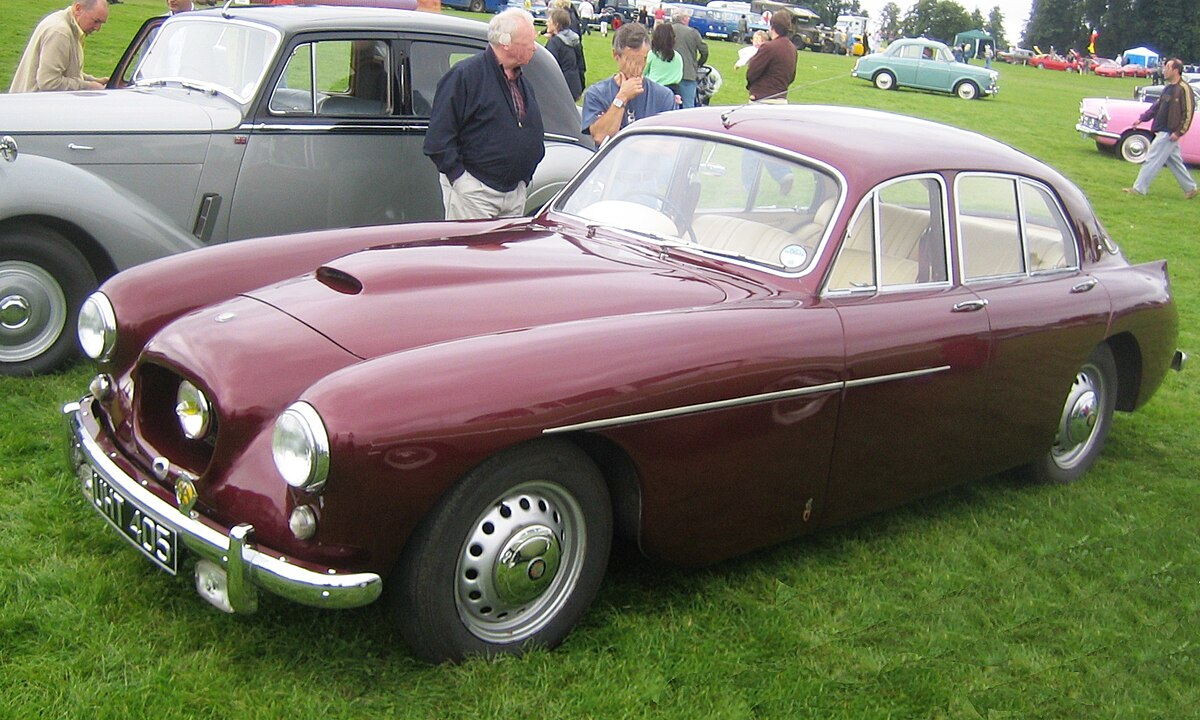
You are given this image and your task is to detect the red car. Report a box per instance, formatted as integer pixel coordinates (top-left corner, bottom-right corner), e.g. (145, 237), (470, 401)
(1030, 53), (1079, 71)
(65, 106), (1185, 663)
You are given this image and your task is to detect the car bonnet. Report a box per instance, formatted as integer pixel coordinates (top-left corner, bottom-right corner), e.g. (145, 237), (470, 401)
(243, 229), (736, 360)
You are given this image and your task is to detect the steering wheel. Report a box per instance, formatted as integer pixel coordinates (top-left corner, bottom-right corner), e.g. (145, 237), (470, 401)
(619, 192), (697, 243)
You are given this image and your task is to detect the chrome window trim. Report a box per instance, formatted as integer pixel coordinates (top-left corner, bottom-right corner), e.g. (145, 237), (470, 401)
(821, 172), (953, 296)
(550, 126), (849, 280)
(543, 366), (949, 435)
(953, 172), (1081, 284)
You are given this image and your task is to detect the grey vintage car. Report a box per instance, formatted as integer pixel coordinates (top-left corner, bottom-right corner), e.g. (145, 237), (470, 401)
(0, 4), (592, 375)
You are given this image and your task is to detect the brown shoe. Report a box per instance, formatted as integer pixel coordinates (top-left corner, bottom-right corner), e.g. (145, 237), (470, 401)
(1122, 187), (1143, 195)
(1187, 188), (1199, 200)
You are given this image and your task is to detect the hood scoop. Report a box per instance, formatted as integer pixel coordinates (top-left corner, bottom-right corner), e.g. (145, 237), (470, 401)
(315, 266), (364, 295)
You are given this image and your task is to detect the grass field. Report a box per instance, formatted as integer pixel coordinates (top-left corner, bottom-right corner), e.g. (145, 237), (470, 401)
(2, 2), (1197, 718)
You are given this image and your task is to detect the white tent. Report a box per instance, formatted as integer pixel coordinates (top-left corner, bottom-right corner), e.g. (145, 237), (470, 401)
(1123, 46), (1160, 67)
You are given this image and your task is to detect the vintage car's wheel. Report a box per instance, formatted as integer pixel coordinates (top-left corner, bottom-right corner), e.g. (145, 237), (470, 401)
(390, 441), (612, 663)
(955, 81), (979, 100)
(1030, 345), (1118, 484)
(468, 0), (485, 12)
(0, 226), (96, 376)
(1119, 131), (1154, 163)
(873, 71), (896, 91)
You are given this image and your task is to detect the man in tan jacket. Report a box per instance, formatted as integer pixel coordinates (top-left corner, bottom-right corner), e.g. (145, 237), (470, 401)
(10, 0), (110, 93)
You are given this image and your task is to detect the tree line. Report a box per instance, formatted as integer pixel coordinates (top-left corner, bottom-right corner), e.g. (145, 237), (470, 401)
(803, 0), (1197, 62)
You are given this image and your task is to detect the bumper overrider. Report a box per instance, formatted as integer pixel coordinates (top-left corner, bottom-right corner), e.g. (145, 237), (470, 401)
(64, 396), (382, 614)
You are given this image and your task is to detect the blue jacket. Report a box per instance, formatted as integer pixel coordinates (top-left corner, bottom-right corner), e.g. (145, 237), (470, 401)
(423, 46), (546, 192)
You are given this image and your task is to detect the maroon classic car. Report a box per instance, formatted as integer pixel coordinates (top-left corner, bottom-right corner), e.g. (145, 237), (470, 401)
(65, 105), (1184, 663)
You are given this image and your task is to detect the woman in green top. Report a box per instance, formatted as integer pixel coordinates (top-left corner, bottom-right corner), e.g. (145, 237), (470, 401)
(644, 22), (682, 105)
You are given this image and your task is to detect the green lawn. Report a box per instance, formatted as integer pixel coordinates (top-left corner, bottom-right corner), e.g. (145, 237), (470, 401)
(2, 2), (1197, 718)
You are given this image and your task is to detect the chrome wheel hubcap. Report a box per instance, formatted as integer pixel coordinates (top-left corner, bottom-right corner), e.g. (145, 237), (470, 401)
(455, 480), (585, 643)
(0, 261), (67, 363)
(1052, 366), (1102, 469)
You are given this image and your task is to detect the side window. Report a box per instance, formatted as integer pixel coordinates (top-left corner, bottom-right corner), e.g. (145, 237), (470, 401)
(1020, 181), (1078, 271)
(957, 175), (1025, 279)
(826, 177), (948, 291)
(897, 44), (921, 60)
(270, 39), (391, 116)
(409, 41), (480, 117)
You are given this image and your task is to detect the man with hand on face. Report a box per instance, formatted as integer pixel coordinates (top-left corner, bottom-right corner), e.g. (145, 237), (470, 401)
(424, 9), (546, 219)
(581, 22), (676, 146)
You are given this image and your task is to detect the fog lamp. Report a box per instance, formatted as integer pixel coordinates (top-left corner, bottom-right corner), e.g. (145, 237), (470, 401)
(289, 505), (318, 540)
(176, 380), (212, 440)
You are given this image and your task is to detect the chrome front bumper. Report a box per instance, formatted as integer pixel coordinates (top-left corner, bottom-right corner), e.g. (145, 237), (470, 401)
(64, 397), (382, 614)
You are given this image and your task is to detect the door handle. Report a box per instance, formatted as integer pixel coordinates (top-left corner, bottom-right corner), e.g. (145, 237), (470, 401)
(1070, 278), (1098, 293)
(67, 143), (95, 151)
(952, 299), (989, 313)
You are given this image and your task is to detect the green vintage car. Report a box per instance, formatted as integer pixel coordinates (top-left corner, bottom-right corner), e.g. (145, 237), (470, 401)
(852, 38), (999, 100)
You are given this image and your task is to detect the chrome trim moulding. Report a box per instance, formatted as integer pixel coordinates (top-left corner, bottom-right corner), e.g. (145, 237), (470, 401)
(544, 366), (950, 434)
(64, 398), (382, 613)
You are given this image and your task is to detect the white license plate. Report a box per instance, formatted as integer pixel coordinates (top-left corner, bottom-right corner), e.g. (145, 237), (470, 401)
(88, 471), (180, 575)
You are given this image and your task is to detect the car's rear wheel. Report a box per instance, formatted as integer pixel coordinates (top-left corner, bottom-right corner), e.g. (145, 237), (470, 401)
(873, 71), (896, 91)
(1119, 131), (1154, 163)
(468, 0), (485, 12)
(390, 440), (612, 663)
(1029, 344), (1118, 484)
(0, 225), (95, 376)
(955, 81), (979, 100)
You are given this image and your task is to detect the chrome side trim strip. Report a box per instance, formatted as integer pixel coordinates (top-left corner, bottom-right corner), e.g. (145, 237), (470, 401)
(543, 382), (843, 434)
(544, 366), (951, 435)
(843, 365), (951, 388)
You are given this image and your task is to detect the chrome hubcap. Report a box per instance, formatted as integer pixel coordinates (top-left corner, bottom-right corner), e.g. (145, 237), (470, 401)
(0, 261), (67, 363)
(455, 480), (585, 643)
(1052, 367), (1102, 469)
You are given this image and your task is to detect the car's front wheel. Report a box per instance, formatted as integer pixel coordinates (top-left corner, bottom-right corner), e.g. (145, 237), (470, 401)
(0, 225), (96, 376)
(1119, 131), (1154, 163)
(1029, 344), (1118, 484)
(468, 0), (485, 12)
(873, 70), (896, 91)
(390, 440), (612, 663)
(955, 81), (979, 100)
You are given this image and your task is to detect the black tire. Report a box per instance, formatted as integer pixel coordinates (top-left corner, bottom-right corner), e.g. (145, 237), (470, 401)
(1029, 344), (1118, 484)
(873, 71), (896, 91)
(390, 440), (612, 663)
(468, 0), (485, 12)
(0, 225), (96, 376)
(1119, 131), (1153, 164)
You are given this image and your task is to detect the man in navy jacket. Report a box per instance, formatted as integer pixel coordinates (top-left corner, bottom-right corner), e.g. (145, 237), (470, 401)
(424, 9), (546, 219)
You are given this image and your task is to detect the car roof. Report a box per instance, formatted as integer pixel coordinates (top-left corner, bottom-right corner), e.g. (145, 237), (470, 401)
(185, 4), (487, 38)
(633, 105), (1057, 186)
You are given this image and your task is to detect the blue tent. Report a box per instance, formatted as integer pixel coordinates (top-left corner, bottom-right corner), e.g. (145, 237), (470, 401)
(1123, 46), (1160, 67)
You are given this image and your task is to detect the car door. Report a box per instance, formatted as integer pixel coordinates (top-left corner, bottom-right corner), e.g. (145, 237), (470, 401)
(820, 175), (992, 526)
(915, 45), (954, 91)
(227, 32), (479, 241)
(108, 16), (165, 89)
(953, 173), (1111, 476)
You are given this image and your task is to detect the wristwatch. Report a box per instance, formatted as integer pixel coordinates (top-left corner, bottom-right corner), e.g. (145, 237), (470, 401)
(612, 97), (625, 109)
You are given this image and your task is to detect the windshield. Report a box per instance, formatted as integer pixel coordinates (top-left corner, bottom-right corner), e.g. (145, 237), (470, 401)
(134, 19), (280, 103)
(556, 134), (841, 273)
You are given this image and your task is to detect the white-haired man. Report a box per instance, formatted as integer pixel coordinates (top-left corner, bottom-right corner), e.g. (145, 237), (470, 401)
(424, 9), (546, 219)
(10, 0), (110, 92)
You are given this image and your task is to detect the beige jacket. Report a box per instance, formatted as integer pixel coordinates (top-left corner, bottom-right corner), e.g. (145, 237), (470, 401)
(9, 6), (99, 93)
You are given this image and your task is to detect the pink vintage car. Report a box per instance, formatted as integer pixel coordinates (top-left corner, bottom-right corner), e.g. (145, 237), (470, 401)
(66, 105), (1184, 663)
(1077, 90), (1200, 163)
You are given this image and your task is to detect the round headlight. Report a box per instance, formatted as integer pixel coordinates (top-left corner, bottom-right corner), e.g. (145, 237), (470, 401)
(272, 402), (329, 493)
(175, 380), (212, 440)
(77, 292), (117, 361)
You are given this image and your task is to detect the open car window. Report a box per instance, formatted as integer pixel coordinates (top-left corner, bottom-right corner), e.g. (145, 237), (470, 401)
(556, 133), (841, 274)
(270, 39), (393, 116)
